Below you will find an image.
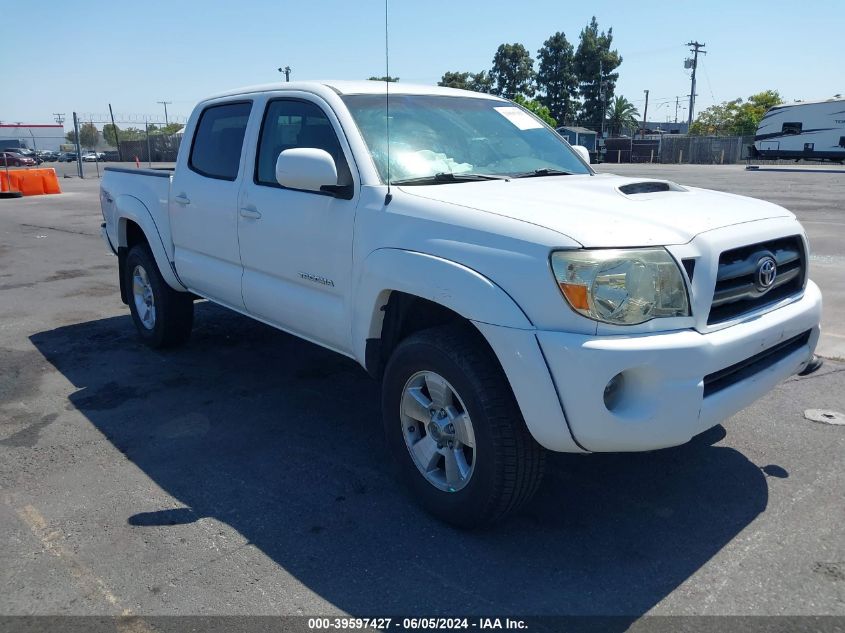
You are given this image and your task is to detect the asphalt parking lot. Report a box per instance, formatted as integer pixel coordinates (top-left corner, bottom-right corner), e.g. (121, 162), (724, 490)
(1, 166), (843, 626)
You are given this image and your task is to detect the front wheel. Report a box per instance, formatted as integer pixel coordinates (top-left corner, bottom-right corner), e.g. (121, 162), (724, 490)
(125, 244), (193, 348)
(381, 323), (546, 528)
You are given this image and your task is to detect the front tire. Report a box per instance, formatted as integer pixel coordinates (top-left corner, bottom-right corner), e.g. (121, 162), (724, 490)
(125, 244), (193, 348)
(382, 323), (545, 527)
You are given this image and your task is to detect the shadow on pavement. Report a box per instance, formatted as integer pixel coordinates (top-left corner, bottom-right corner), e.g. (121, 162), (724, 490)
(29, 302), (771, 626)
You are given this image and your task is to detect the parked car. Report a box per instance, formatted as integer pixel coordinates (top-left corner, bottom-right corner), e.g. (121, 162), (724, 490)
(37, 150), (59, 162)
(100, 81), (822, 527)
(58, 152), (78, 162)
(4, 149), (42, 165)
(0, 151), (36, 167)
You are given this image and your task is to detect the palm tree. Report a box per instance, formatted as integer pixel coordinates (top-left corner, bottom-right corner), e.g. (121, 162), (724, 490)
(606, 96), (640, 137)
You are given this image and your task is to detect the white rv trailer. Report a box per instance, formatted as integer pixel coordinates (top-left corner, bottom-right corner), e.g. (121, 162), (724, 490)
(752, 97), (845, 162)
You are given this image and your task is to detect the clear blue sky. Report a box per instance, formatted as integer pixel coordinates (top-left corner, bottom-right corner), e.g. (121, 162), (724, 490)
(2, 0), (842, 129)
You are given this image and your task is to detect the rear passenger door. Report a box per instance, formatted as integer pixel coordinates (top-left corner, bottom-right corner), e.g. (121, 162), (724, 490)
(238, 96), (358, 353)
(170, 100), (252, 310)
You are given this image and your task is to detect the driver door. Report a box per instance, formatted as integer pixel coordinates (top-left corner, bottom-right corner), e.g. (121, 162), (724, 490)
(237, 96), (358, 353)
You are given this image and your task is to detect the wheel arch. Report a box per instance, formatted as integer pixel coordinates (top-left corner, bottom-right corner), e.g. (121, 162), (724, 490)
(352, 249), (533, 377)
(354, 249), (585, 454)
(114, 194), (185, 295)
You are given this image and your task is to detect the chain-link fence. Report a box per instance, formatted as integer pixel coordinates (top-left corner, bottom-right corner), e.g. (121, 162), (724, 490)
(658, 135), (750, 164)
(599, 135), (759, 164)
(603, 138), (662, 163)
(1, 111), (187, 179)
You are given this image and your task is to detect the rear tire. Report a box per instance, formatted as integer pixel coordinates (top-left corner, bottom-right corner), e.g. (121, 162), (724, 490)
(381, 323), (545, 528)
(125, 244), (193, 348)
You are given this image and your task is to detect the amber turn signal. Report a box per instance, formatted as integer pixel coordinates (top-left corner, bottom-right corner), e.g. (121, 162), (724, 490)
(559, 283), (589, 310)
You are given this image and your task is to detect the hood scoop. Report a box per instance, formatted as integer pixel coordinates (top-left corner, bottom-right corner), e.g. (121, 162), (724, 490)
(618, 181), (685, 195)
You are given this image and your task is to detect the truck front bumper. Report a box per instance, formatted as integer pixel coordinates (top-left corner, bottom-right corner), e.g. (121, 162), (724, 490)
(533, 281), (821, 452)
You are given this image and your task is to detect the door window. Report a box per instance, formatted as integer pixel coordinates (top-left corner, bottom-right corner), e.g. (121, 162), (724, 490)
(255, 99), (351, 188)
(189, 101), (252, 180)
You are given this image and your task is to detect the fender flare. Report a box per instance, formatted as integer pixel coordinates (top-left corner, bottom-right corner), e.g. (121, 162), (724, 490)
(114, 194), (186, 292)
(351, 248), (532, 364)
(352, 248), (585, 453)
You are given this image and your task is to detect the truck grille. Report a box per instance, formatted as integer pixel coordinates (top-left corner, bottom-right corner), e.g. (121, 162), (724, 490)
(707, 235), (805, 324)
(703, 330), (811, 397)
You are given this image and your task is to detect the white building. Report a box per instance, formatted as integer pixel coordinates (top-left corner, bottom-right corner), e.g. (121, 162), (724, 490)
(0, 124), (66, 152)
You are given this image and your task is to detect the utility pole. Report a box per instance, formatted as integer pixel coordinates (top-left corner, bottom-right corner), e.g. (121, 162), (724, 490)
(685, 41), (706, 128)
(674, 97), (680, 124)
(157, 101), (172, 126)
(641, 89), (649, 138)
(53, 114), (66, 152)
(278, 66), (291, 82)
(72, 112), (83, 178)
(598, 59), (604, 137)
(109, 103), (123, 161)
(145, 119), (152, 168)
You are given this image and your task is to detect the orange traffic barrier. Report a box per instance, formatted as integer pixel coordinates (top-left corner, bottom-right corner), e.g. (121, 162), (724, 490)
(0, 168), (62, 196)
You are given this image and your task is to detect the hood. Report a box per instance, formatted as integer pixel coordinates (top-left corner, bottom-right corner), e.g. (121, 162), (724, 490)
(398, 173), (794, 247)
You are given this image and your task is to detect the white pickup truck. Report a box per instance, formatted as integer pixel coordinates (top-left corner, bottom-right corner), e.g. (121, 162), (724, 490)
(100, 81), (822, 526)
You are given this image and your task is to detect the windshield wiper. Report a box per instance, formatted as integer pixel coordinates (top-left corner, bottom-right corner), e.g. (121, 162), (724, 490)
(512, 168), (576, 178)
(391, 172), (510, 185)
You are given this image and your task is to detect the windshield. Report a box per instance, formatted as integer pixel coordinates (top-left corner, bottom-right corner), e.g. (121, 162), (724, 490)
(341, 94), (592, 183)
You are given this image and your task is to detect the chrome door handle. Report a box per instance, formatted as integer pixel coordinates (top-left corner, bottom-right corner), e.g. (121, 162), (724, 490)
(239, 207), (262, 220)
(174, 194), (191, 205)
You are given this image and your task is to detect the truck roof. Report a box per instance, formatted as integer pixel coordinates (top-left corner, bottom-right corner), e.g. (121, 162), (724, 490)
(203, 80), (505, 102)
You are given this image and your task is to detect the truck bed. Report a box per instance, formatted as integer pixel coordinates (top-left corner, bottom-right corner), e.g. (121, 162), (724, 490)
(103, 166), (174, 178)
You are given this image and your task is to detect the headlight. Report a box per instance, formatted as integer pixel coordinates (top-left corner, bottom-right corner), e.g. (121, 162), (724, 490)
(551, 248), (689, 325)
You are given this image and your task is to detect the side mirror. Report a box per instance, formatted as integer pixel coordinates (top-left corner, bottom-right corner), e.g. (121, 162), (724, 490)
(573, 145), (591, 164)
(275, 148), (338, 193)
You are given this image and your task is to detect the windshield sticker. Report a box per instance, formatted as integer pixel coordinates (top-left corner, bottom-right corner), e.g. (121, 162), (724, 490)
(493, 106), (544, 130)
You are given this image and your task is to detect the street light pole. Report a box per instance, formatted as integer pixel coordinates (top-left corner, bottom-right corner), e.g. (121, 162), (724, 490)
(278, 66), (291, 82)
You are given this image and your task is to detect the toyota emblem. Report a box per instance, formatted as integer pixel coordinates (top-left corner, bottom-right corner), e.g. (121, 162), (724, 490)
(756, 256), (777, 292)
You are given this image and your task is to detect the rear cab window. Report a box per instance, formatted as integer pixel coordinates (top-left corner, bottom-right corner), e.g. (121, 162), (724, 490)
(189, 101), (253, 180)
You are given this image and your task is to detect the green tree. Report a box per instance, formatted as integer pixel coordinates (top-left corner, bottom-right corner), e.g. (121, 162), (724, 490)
(439, 71), (472, 90)
(732, 90), (782, 135)
(438, 70), (494, 94)
(573, 17), (622, 130)
(65, 130), (77, 144)
(490, 43), (536, 99)
(368, 75), (399, 82)
(689, 91), (781, 136)
(536, 31), (578, 125)
(468, 71), (494, 94)
(512, 94), (557, 127)
(606, 95), (639, 136)
(148, 123), (184, 136)
(119, 127), (146, 141)
(160, 123), (185, 135)
(103, 123), (120, 146)
(78, 123), (98, 149)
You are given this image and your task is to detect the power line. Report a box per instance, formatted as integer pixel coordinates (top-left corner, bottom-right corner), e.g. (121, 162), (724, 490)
(698, 56), (717, 104)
